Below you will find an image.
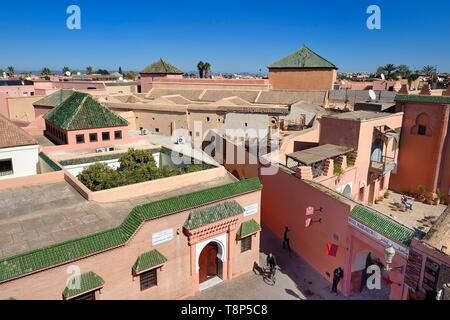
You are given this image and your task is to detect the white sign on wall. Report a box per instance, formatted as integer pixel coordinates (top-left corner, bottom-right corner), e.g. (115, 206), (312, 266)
(152, 228), (174, 246)
(348, 217), (409, 256)
(243, 204), (258, 217)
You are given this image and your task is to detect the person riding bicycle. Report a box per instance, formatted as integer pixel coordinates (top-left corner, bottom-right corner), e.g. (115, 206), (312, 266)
(266, 252), (277, 273)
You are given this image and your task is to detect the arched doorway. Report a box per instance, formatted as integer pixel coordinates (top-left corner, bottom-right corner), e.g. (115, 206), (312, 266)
(198, 242), (223, 284)
(371, 138), (383, 163)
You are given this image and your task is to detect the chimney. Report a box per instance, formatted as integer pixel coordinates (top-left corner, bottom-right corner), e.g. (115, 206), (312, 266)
(398, 84), (409, 95)
(419, 83), (431, 96)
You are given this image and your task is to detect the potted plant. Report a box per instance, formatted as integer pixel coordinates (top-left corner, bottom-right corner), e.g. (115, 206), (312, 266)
(384, 190), (390, 199)
(417, 185), (426, 202)
(334, 165), (344, 183)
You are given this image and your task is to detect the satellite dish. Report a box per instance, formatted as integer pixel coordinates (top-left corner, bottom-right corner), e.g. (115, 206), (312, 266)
(118, 76), (124, 81)
(369, 90), (377, 101)
(65, 71), (71, 77)
(340, 80), (345, 85)
(381, 73), (386, 81)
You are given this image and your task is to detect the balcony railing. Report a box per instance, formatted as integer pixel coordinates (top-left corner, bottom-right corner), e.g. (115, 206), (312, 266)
(369, 156), (396, 174)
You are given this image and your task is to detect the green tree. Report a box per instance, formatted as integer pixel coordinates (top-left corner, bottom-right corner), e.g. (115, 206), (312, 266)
(421, 65), (437, 77)
(77, 163), (122, 191)
(95, 69), (110, 75)
(86, 66), (93, 75)
(397, 65), (411, 79)
(125, 71), (136, 80)
(118, 66), (123, 75)
(41, 67), (51, 76)
(203, 62), (211, 78)
(62, 66), (70, 75)
(0, 69), (5, 77)
(382, 64), (397, 78)
(197, 61), (205, 78)
(6, 66), (15, 77)
(118, 148), (158, 182)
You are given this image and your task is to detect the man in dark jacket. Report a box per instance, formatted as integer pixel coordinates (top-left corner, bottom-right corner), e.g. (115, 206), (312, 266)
(283, 227), (291, 252)
(267, 253), (277, 272)
(331, 267), (344, 295)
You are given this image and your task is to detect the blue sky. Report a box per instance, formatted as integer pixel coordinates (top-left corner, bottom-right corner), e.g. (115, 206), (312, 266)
(0, 0), (449, 73)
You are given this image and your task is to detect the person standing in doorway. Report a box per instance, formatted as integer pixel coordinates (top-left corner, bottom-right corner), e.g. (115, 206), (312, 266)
(283, 227), (291, 252)
(331, 267), (344, 295)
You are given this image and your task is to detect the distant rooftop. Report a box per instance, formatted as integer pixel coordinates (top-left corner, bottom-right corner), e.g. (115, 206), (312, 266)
(287, 143), (353, 165)
(269, 45), (337, 70)
(33, 89), (75, 108)
(325, 110), (394, 121)
(140, 58), (184, 74)
(0, 114), (37, 149)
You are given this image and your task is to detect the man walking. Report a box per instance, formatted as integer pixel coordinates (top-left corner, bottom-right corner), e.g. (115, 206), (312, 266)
(331, 267), (344, 295)
(283, 226), (291, 252)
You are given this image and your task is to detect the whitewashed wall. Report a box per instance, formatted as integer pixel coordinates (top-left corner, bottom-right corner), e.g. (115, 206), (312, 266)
(0, 145), (39, 180)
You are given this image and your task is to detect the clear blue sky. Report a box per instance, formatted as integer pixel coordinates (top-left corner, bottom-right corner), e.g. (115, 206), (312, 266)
(0, 0), (448, 73)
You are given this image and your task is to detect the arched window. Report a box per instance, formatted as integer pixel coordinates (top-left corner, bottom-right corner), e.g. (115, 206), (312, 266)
(411, 113), (432, 137)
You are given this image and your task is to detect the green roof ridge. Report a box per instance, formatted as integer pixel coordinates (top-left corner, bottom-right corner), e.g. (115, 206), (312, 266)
(39, 152), (62, 171)
(0, 177), (261, 283)
(62, 271), (105, 298)
(184, 201), (244, 230)
(132, 250), (168, 274)
(44, 92), (128, 130)
(140, 58), (183, 74)
(269, 45), (337, 69)
(33, 89), (76, 108)
(395, 94), (450, 104)
(237, 219), (261, 238)
(350, 205), (414, 244)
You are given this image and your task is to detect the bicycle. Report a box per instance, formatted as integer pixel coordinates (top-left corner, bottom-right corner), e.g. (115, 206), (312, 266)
(264, 266), (278, 285)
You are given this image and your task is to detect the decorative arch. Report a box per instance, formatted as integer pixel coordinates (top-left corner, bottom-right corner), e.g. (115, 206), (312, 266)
(195, 234), (227, 272)
(411, 112), (432, 136)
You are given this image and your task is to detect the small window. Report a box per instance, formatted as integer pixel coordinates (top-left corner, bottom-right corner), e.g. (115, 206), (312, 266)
(196, 132), (200, 137)
(418, 125), (426, 136)
(102, 132), (110, 141)
(155, 128), (160, 133)
(114, 131), (122, 140)
(89, 133), (98, 142)
(140, 269), (157, 291)
(206, 117), (210, 122)
(241, 236), (252, 253)
(0, 159), (13, 176)
(76, 134), (85, 144)
(245, 123), (248, 127)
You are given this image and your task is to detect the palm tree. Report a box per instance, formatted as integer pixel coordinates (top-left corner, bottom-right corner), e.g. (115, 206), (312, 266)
(41, 67), (51, 76)
(119, 66), (123, 75)
(421, 65), (437, 77)
(62, 66), (70, 75)
(203, 62), (212, 78)
(397, 65), (411, 79)
(197, 61), (205, 78)
(382, 64), (397, 79)
(86, 66), (93, 75)
(6, 66), (15, 77)
(407, 72), (420, 90)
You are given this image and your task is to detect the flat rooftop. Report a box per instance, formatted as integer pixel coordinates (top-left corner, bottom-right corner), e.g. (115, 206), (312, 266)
(287, 144), (353, 165)
(324, 110), (395, 121)
(0, 173), (236, 259)
(371, 191), (448, 239)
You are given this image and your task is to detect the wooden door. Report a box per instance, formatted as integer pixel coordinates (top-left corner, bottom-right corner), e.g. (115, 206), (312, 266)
(199, 242), (218, 283)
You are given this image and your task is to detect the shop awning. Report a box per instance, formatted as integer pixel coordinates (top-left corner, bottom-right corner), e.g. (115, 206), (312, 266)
(237, 219), (261, 239)
(132, 249), (168, 275)
(62, 271), (105, 299)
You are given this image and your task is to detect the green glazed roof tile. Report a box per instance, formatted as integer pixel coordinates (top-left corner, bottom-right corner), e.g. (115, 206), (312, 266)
(350, 205), (414, 244)
(269, 45), (337, 69)
(0, 178), (261, 283)
(395, 94), (450, 104)
(184, 201), (244, 230)
(62, 271), (104, 298)
(237, 219), (261, 239)
(132, 250), (167, 274)
(39, 152), (62, 171)
(141, 58), (183, 74)
(33, 89), (76, 108)
(44, 92), (128, 130)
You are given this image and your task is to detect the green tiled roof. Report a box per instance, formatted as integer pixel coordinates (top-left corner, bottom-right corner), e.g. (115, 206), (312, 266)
(62, 271), (104, 299)
(39, 152), (62, 171)
(44, 92), (128, 130)
(395, 94), (450, 105)
(33, 89), (76, 108)
(132, 250), (167, 274)
(184, 201), (244, 230)
(237, 219), (261, 239)
(141, 58), (183, 74)
(269, 45), (337, 69)
(0, 178), (261, 283)
(350, 205), (414, 244)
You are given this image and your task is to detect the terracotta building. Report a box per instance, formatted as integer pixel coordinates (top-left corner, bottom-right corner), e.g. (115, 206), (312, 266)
(43, 92), (129, 147)
(390, 93), (450, 202)
(268, 45), (338, 91)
